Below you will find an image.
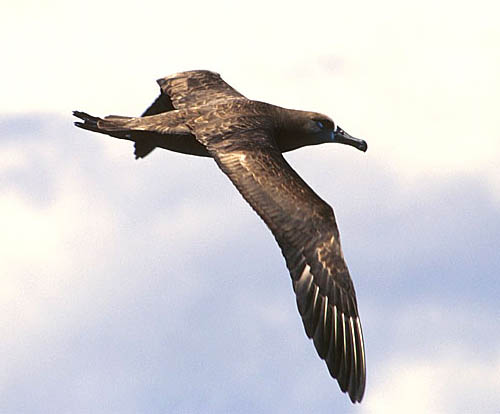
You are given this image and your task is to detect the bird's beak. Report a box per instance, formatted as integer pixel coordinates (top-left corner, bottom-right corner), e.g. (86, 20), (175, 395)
(334, 126), (368, 152)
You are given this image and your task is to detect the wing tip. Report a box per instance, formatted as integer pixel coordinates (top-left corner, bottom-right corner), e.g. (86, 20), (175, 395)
(293, 261), (366, 404)
(156, 69), (221, 87)
(338, 314), (366, 403)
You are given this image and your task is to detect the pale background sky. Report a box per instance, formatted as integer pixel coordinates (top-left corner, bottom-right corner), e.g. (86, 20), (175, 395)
(1, 1), (500, 413)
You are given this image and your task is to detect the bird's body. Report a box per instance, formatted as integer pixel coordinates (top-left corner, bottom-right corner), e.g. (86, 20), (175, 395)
(74, 70), (368, 403)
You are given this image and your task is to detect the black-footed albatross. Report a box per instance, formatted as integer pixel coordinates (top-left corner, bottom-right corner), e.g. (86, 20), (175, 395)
(73, 70), (368, 403)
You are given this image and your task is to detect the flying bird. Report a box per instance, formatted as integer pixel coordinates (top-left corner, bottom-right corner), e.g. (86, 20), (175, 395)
(73, 70), (368, 403)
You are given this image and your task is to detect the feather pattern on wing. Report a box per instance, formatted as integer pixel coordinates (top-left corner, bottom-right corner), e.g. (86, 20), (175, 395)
(73, 70), (367, 402)
(157, 70), (246, 110)
(189, 120), (366, 402)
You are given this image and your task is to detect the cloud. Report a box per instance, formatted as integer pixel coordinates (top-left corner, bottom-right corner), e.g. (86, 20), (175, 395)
(365, 349), (500, 414)
(2, 0), (499, 190)
(1, 114), (499, 412)
(2, 0), (500, 411)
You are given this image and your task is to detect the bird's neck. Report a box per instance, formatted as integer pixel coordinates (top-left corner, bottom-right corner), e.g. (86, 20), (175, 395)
(274, 107), (318, 153)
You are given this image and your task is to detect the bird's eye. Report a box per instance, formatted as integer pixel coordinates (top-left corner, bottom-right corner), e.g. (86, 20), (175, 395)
(316, 121), (324, 129)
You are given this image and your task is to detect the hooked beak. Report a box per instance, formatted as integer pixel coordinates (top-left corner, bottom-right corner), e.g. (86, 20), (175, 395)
(334, 126), (368, 152)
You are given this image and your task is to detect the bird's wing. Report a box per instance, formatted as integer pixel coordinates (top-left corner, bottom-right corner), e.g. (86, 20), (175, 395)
(192, 121), (366, 403)
(141, 91), (176, 116)
(156, 70), (246, 110)
(128, 71), (233, 156)
(127, 70), (244, 157)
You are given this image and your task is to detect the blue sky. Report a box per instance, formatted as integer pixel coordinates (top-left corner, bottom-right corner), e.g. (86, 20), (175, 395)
(2, 1), (500, 413)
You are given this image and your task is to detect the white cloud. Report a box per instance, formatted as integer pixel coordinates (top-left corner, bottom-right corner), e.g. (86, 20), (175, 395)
(2, 0), (500, 190)
(1, 115), (500, 412)
(362, 299), (500, 413)
(0, 148), (28, 172)
(2, 0), (500, 406)
(364, 349), (500, 414)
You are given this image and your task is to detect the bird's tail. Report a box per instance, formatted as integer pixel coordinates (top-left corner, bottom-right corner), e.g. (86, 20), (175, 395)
(73, 111), (133, 134)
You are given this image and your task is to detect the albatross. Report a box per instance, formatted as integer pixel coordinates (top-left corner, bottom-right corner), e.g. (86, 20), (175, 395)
(73, 70), (368, 403)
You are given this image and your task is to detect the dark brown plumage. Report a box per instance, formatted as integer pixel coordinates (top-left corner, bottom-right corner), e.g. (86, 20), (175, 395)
(73, 70), (368, 403)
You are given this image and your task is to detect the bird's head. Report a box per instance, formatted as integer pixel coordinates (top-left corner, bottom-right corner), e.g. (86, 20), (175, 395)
(305, 114), (368, 152)
(273, 107), (368, 153)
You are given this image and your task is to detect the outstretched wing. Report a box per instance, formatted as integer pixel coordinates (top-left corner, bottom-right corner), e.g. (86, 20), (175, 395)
(156, 70), (246, 110)
(141, 91), (176, 117)
(85, 71), (245, 158)
(192, 121), (366, 403)
(127, 70), (241, 157)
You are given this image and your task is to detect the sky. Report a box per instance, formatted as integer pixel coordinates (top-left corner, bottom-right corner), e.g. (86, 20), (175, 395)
(2, 0), (500, 413)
